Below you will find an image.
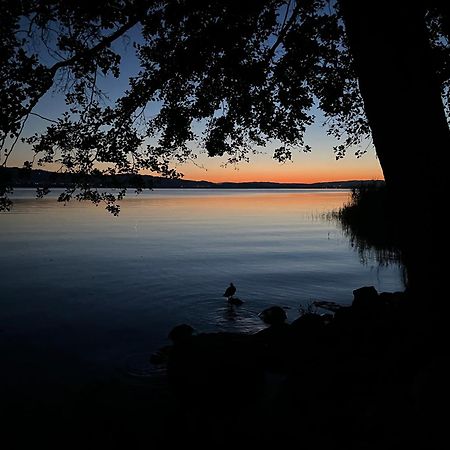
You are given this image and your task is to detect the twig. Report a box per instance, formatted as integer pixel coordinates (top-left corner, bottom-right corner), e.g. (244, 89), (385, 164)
(266, 1), (300, 62)
(2, 114), (29, 167)
(29, 112), (58, 123)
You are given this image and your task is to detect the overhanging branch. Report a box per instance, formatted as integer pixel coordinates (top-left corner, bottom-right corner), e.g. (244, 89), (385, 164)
(266, 2), (300, 62)
(49, 17), (140, 76)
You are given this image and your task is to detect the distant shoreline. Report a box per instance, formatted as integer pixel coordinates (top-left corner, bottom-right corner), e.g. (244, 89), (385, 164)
(2, 167), (384, 190)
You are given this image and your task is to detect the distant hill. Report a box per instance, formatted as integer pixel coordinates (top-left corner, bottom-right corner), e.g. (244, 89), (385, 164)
(1, 167), (384, 190)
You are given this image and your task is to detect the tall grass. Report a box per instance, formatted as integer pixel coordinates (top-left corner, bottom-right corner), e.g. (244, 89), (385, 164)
(329, 183), (403, 267)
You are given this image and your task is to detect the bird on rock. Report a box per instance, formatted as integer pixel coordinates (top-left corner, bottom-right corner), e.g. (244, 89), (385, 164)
(223, 282), (236, 300)
(223, 283), (243, 305)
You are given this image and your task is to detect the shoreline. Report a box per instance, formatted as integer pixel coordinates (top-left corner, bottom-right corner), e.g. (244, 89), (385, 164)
(2, 285), (444, 448)
(2, 166), (384, 190)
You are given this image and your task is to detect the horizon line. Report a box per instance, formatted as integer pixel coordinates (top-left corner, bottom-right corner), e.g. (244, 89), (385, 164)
(4, 166), (384, 186)
(193, 178), (384, 184)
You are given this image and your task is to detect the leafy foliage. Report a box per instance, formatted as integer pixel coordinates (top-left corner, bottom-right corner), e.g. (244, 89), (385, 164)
(1, 0), (450, 212)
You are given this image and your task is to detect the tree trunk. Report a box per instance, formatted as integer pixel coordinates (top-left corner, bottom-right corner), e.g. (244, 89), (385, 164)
(340, 0), (450, 303)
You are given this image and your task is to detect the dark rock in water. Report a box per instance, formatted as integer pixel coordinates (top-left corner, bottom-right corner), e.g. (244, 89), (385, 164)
(168, 324), (195, 344)
(352, 286), (388, 318)
(228, 297), (244, 305)
(352, 285), (379, 308)
(259, 306), (287, 325)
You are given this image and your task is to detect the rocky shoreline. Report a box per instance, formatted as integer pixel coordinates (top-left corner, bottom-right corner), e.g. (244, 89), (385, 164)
(152, 286), (446, 448)
(2, 286), (445, 449)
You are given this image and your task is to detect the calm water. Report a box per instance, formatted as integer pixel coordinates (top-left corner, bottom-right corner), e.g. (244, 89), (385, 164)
(0, 189), (403, 386)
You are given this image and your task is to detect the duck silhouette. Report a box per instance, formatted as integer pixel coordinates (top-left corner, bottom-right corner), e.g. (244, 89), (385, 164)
(223, 283), (243, 305)
(223, 282), (236, 299)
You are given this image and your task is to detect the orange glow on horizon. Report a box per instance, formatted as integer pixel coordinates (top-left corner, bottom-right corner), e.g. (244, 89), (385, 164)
(164, 150), (386, 183)
(11, 140), (385, 184)
(185, 170), (383, 184)
(174, 162), (384, 184)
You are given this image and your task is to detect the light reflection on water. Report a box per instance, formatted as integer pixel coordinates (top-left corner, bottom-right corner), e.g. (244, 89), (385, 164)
(0, 189), (403, 383)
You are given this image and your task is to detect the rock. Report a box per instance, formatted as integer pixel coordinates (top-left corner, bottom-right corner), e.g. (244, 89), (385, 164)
(228, 297), (244, 305)
(258, 306), (287, 325)
(352, 286), (379, 309)
(352, 286), (388, 319)
(168, 324), (195, 344)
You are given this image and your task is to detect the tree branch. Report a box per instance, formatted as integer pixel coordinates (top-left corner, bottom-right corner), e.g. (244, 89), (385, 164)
(2, 114), (29, 167)
(48, 18), (140, 76)
(4, 14), (142, 168)
(29, 112), (58, 123)
(266, 2), (300, 62)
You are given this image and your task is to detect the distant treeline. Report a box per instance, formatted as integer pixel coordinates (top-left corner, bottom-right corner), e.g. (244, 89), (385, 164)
(1, 167), (384, 190)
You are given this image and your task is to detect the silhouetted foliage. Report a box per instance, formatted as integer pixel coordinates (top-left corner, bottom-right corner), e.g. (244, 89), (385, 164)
(1, 0), (449, 214)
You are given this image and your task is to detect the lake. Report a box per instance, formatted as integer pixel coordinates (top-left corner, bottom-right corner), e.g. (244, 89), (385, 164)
(0, 189), (403, 387)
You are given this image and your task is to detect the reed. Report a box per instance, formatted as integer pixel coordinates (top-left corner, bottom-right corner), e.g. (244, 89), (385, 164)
(329, 183), (403, 268)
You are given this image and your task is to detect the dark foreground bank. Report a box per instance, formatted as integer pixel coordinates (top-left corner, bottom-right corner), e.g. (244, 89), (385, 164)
(1, 286), (447, 449)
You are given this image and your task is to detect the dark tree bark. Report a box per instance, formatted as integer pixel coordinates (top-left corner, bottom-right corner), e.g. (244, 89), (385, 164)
(340, 0), (450, 302)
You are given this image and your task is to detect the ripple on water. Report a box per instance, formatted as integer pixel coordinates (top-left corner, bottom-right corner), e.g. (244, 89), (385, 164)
(121, 352), (167, 381)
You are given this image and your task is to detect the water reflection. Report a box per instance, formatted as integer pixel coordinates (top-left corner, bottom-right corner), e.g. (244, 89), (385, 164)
(0, 188), (404, 384)
(223, 304), (238, 322)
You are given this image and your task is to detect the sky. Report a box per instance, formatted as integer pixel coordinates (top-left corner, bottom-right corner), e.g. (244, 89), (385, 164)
(175, 123), (383, 183)
(11, 90), (383, 184)
(9, 20), (384, 184)
(12, 93), (383, 183)
(12, 115), (383, 184)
